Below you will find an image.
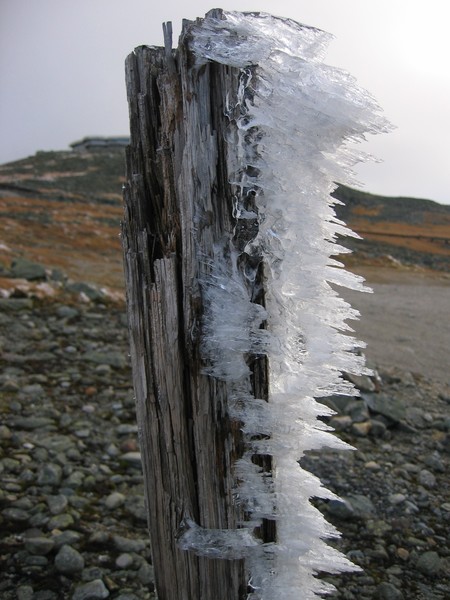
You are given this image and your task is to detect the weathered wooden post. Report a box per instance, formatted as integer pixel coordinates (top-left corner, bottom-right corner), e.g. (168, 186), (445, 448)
(121, 10), (258, 600)
(122, 9), (390, 600)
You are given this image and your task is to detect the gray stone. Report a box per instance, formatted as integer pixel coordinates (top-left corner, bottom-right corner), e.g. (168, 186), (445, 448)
(113, 535), (147, 553)
(370, 418), (388, 438)
(65, 281), (105, 301)
(363, 392), (406, 423)
(82, 350), (127, 369)
(54, 544), (85, 574)
(24, 536), (55, 555)
(115, 553), (134, 569)
(326, 498), (355, 520)
(418, 469), (437, 489)
(37, 463), (62, 487)
(56, 305), (79, 319)
(0, 298), (34, 312)
(137, 560), (155, 585)
(115, 424), (138, 435)
(46, 494), (69, 515)
(345, 399), (370, 422)
(72, 579), (110, 600)
(51, 530), (83, 549)
(124, 495), (147, 521)
(17, 585), (34, 600)
(351, 421), (372, 437)
(21, 383), (45, 396)
(329, 415), (352, 431)
(120, 452), (141, 467)
(346, 494), (376, 519)
(344, 372), (377, 393)
(10, 416), (56, 431)
(47, 513), (75, 531)
(11, 257), (47, 280)
(2, 507), (29, 522)
(416, 551), (442, 576)
(105, 492), (126, 510)
(375, 582), (404, 599)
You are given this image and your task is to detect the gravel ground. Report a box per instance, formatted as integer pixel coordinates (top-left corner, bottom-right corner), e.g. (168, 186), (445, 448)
(340, 267), (450, 385)
(0, 271), (449, 599)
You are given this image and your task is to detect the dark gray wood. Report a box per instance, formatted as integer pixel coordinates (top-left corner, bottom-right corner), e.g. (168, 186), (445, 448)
(122, 11), (270, 599)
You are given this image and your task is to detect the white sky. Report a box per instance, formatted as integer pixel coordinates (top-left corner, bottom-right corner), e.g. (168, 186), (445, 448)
(1, 0), (449, 204)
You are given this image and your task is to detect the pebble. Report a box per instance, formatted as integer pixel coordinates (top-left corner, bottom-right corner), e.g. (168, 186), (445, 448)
(37, 464), (63, 487)
(0, 283), (448, 600)
(418, 469), (437, 489)
(105, 491), (126, 509)
(24, 536), (55, 555)
(72, 579), (110, 600)
(375, 582), (404, 599)
(115, 552), (134, 569)
(416, 551), (442, 576)
(54, 544), (85, 574)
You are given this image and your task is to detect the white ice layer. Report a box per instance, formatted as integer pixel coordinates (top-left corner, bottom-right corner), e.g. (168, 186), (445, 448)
(184, 10), (391, 598)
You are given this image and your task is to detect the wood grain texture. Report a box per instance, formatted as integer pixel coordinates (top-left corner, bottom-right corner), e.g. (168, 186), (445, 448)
(122, 11), (267, 599)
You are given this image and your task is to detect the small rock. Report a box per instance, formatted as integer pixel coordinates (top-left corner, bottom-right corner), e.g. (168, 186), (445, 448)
(115, 552), (134, 569)
(116, 424), (139, 435)
(56, 305), (79, 319)
(46, 494), (69, 515)
(82, 350), (126, 369)
(24, 536), (55, 556)
(72, 579), (110, 600)
(37, 463), (62, 487)
(416, 550), (442, 576)
(329, 415), (352, 431)
(11, 258), (46, 281)
(344, 372), (377, 393)
(363, 392), (405, 423)
(105, 492), (126, 510)
(52, 530), (83, 549)
(120, 452), (141, 467)
(365, 460), (381, 471)
(370, 418), (388, 438)
(47, 512), (75, 531)
(346, 494), (376, 519)
(113, 535), (147, 553)
(418, 469), (436, 489)
(375, 581), (404, 599)
(396, 547), (409, 561)
(17, 585), (34, 600)
(54, 544), (85, 574)
(388, 493), (406, 505)
(351, 421), (372, 437)
(2, 507), (30, 522)
(326, 498), (355, 520)
(0, 425), (13, 440)
(137, 560), (155, 585)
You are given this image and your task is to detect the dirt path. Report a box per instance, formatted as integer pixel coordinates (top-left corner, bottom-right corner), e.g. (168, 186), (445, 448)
(340, 267), (450, 385)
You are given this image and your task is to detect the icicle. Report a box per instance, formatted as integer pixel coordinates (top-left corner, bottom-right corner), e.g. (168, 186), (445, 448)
(183, 10), (391, 597)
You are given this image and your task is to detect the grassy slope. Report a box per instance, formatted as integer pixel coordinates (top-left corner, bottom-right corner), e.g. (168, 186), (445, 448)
(1, 148), (449, 289)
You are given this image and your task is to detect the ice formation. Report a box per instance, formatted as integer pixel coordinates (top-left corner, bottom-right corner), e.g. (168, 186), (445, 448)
(181, 10), (391, 598)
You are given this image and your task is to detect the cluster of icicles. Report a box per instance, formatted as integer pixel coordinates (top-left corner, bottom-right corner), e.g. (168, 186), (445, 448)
(179, 11), (391, 599)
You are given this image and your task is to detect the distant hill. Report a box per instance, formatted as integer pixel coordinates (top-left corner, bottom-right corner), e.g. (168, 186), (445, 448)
(0, 147), (126, 289)
(332, 185), (450, 271)
(0, 146), (448, 291)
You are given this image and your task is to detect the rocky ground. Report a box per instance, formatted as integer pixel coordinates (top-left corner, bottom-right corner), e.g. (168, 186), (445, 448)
(0, 272), (449, 600)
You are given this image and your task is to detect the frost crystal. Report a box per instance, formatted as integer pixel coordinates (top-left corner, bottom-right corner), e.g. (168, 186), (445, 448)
(180, 10), (390, 598)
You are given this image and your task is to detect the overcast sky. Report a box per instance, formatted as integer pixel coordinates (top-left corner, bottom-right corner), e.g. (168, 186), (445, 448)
(1, 0), (449, 204)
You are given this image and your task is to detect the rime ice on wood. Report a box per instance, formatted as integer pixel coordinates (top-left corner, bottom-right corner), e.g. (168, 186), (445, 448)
(182, 10), (390, 598)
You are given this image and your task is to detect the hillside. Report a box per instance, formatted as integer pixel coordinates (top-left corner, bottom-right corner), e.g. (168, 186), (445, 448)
(1, 145), (449, 295)
(0, 148), (126, 291)
(333, 185), (450, 271)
